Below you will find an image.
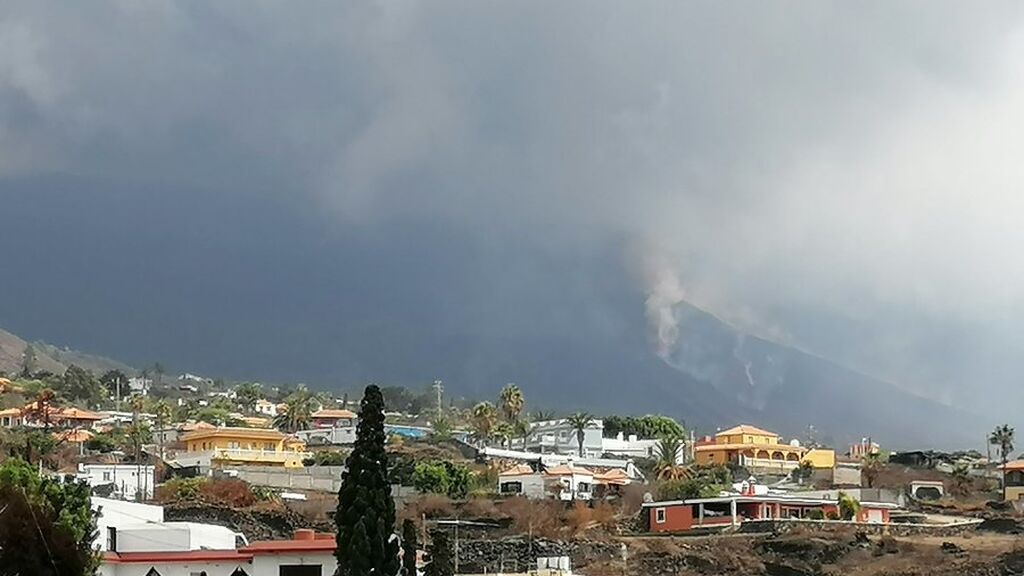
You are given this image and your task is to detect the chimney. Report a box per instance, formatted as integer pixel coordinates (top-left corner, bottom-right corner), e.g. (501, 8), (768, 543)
(294, 529), (315, 541)
(616, 432), (624, 441)
(628, 434), (638, 443)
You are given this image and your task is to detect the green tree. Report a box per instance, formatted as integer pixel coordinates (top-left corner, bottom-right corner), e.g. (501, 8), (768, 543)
(492, 421), (514, 450)
(274, 386), (320, 432)
(566, 412), (595, 457)
(791, 460), (815, 485)
(20, 343), (38, 378)
(60, 365), (102, 407)
(402, 519), (418, 576)
(100, 370), (128, 405)
(85, 432), (118, 453)
(499, 383), (525, 424)
(412, 462), (450, 495)
(335, 385), (401, 576)
(604, 415), (684, 439)
(1, 427), (59, 466)
(424, 530), (454, 576)
(991, 424), (1015, 500)
(234, 382), (262, 414)
(0, 458), (100, 575)
(470, 402), (497, 445)
(838, 491), (861, 520)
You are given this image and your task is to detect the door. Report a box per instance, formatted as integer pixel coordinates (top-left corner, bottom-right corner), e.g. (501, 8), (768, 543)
(866, 509), (884, 524)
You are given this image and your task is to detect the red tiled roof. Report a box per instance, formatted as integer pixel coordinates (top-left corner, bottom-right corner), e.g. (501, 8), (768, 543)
(312, 409), (357, 419)
(717, 424), (778, 437)
(243, 531), (337, 553)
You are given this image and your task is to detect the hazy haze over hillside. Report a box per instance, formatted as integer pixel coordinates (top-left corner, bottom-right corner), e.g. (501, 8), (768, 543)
(2, 2), (1023, 445)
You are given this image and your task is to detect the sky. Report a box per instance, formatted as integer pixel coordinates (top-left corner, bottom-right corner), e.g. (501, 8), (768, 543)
(2, 2), (1024, 420)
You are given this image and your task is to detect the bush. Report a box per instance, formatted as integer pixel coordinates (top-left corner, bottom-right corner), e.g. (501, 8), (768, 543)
(85, 433), (118, 453)
(403, 494), (455, 519)
(303, 451), (347, 466)
(412, 461), (472, 499)
(158, 477), (207, 501)
(806, 509), (825, 520)
(657, 478), (722, 501)
(200, 478), (258, 507)
(838, 492), (861, 521)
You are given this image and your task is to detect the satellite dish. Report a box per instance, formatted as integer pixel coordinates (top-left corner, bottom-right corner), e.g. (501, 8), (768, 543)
(642, 492), (654, 503)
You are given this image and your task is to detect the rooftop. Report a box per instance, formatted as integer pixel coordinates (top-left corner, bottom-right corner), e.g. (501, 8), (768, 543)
(180, 426), (293, 441)
(312, 409), (357, 419)
(717, 424), (779, 437)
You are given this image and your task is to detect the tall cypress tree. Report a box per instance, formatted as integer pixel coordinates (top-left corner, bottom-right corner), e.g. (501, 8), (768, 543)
(336, 385), (401, 576)
(423, 530), (454, 576)
(401, 519), (418, 576)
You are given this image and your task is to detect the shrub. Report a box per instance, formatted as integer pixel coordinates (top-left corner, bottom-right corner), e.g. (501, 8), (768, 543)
(500, 497), (561, 538)
(838, 492), (861, 521)
(412, 461), (472, 499)
(806, 509), (825, 520)
(85, 433), (118, 453)
(200, 478), (258, 507)
(303, 451), (347, 467)
(657, 478), (722, 501)
(564, 501), (593, 536)
(461, 496), (499, 518)
(158, 477), (207, 501)
(403, 494), (455, 520)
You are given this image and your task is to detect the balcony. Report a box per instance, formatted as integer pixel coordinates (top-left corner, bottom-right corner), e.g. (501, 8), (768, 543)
(211, 448), (311, 467)
(739, 456), (800, 472)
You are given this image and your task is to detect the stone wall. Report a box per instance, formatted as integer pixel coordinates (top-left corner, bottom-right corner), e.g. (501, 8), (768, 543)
(218, 466), (346, 492)
(738, 518), (983, 537)
(454, 537), (620, 574)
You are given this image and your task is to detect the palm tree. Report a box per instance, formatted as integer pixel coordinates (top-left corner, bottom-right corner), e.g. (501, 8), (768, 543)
(566, 412), (595, 457)
(950, 463), (972, 498)
(499, 383), (525, 423)
(991, 424), (1016, 500)
(470, 402), (498, 445)
(532, 410), (555, 422)
(152, 399), (172, 460)
(861, 452), (883, 488)
(274, 386), (320, 433)
(234, 382), (262, 414)
(654, 435), (687, 480)
(493, 421), (514, 449)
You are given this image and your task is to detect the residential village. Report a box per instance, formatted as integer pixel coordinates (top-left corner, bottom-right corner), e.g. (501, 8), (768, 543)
(2, 368), (1024, 576)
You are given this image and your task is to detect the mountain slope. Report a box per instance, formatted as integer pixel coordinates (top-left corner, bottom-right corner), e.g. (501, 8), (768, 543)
(0, 327), (135, 377)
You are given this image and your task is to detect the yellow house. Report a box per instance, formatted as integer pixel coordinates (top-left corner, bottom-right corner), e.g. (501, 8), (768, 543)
(1003, 460), (1024, 501)
(181, 427), (309, 468)
(695, 424), (836, 471)
(695, 424), (806, 467)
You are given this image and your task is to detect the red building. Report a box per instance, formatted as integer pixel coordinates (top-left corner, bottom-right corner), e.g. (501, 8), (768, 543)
(643, 494), (894, 533)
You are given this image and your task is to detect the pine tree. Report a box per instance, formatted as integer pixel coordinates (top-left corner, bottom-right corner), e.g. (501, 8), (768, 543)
(423, 530), (454, 576)
(401, 519), (418, 576)
(336, 384), (401, 576)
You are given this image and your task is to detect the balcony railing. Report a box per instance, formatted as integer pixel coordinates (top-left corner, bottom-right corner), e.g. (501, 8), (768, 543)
(739, 456), (800, 471)
(212, 448), (311, 464)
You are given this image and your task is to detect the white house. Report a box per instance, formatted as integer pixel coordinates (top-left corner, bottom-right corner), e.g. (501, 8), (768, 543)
(126, 377), (152, 395)
(602, 432), (684, 463)
(80, 463), (156, 501)
(523, 418), (604, 457)
(100, 529), (338, 576)
(254, 399), (278, 418)
(497, 464), (597, 501)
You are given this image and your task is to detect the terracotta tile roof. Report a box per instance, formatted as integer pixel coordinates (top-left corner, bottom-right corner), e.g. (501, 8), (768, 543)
(716, 424), (779, 437)
(243, 530), (337, 553)
(181, 426), (292, 442)
(1003, 460), (1024, 471)
(695, 442), (805, 453)
(312, 409), (357, 419)
(544, 464), (594, 476)
(54, 429), (95, 443)
(593, 468), (631, 485)
(0, 408), (23, 417)
(498, 464), (535, 476)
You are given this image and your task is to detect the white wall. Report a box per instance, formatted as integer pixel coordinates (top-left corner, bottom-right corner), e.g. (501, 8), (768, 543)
(81, 464), (155, 501)
(93, 498), (165, 551)
(99, 560), (251, 576)
(252, 552), (337, 576)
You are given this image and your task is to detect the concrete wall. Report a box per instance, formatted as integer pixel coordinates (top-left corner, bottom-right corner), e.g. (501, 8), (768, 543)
(738, 517), (983, 537)
(252, 552), (337, 576)
(219, 466), (345, 492)
(99, 560), (250, 576)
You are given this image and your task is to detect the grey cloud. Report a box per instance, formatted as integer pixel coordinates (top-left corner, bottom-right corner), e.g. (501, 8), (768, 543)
(3, 2), (1024, 416)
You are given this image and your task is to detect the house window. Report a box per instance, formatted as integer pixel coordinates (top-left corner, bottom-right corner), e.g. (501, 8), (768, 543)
(264, 442), (275, 450)
(103, 472), (111, 482)
(145, 569), (162, 576)
(499, 482), (523, 494)
(577, 482), (591, 493)
(228, 441), (241, 449)
(655, 508), (666, 524)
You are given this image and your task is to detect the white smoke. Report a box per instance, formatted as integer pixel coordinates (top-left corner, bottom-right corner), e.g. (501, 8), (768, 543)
(641, 253), (687, 361)
(732, 333), (756, 387)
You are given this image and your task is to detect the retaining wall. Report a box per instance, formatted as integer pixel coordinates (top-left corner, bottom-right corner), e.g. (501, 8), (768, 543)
(738, 518), (983, 537)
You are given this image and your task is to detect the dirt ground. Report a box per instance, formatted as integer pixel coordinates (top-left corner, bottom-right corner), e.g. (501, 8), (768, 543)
(581, 531), (1024, 576)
